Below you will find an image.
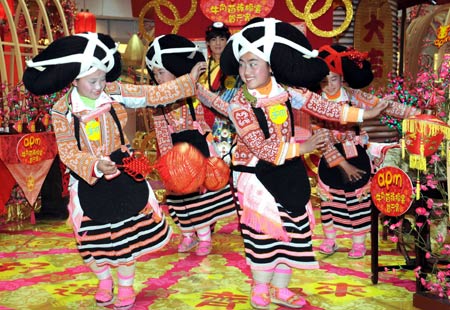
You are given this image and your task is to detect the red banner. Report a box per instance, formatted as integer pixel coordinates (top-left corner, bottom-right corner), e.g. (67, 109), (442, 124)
(200, 0), (274, 26)
(0, 132), (58, 209)
(16, 133), (52, 164)
(371, 166), (413, 216)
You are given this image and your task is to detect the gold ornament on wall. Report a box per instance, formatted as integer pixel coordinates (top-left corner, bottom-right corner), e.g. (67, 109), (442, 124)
(139, 0), (197, 42)
(123, 34), (145, 67)
(286, 0), (353, 38)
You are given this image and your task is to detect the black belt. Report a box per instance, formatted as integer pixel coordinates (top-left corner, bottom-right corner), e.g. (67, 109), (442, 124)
(231, 164), (256, 173)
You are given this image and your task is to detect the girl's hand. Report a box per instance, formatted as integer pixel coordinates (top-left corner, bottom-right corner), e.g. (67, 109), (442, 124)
(190, 61), (207, 81)
(363, 100), (389, 119)
(97, 158), (118, 176)
(338, 160), (366, 183)
(300, 131), (327, 155)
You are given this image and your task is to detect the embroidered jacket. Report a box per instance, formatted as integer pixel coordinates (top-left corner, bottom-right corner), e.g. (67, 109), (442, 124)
(316, 86), (419, 167)
(152, 100), (211, 156)
(197, 80), (369, 167)
(52, 75), (196, 185)
(105, 74), (196, 108)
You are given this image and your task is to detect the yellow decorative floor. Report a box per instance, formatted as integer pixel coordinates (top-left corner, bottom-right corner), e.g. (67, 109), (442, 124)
(0, 208), (419, 310)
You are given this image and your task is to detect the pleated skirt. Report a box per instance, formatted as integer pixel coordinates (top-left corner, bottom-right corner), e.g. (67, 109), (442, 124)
(319, 186), (372, 234)
(166, 184), (236, 233)
(77, 213), (172, 267)
(237, 198), (319, 271)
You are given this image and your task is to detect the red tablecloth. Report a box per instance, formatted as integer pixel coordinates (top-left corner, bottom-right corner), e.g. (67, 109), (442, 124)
(0, 132), (58, 216)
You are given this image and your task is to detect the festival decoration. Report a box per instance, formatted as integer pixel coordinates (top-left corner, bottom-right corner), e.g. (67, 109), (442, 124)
(200, 0), (274, 26)
(0, 0), (14, 41)
(434, 24), (450, 48)
(0, 0), (14, 40)
(0, 82), (67, 133)
(0, 0), (14, 20)
(382, 152), (450, 301)
(286, 0), (353, 38)
(123, 33), (145, 67)
(402, 114), (450, 171)
(0, 0), (75, 88)
(354, 0), (394, 90)
(16, 133), (50, 165)
(117, 151), (153, 182)
(371, 166), (413, 217)
(372, 54), (450, 133)
(0, 132), (57, 218)
(74, 9), (96, 33)
(138, 0), (197, 38)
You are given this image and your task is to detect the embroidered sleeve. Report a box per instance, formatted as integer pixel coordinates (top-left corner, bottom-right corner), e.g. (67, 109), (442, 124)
(348, 88), (419, 119)
(105, 74), (196, 108)
(347, 88), (379, 109)
(51, 99), (99, 185)
(314, 127), (344, 167)
(196, 83), (229, 116)
(384, 100), (420, 118)
(289, 87), (364, 124)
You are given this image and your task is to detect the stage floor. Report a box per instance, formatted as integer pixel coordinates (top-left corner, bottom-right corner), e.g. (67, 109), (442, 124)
(0, 208), (419, 310)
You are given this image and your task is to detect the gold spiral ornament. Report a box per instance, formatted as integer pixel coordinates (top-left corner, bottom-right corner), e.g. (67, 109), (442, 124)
(138, 0), (197, 41)
(286, 0), (333, 20)
(286, 0), (353, 38)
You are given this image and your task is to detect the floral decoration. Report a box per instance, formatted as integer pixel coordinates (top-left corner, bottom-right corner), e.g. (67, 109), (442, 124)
(383, 152), (450, 299)
(371, 54), (450, 132)
(373, 50), (450, 300)
(0, 82), (69, 133)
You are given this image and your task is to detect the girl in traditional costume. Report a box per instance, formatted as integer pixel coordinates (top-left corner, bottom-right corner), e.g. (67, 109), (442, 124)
(23, 32), (205, 309)
(143, 34), (236, 256)
(315, 44), (419, 258)
(196, 18), (387, 309)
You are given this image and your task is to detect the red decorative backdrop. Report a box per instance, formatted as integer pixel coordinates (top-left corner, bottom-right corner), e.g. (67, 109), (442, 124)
(130, 0), (332, 47)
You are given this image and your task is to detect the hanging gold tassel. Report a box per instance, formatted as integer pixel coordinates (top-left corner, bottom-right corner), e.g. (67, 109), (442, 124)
(409, 154), (427, 171)
(401, 137), (405, 159)
(416, 170), (421, 200)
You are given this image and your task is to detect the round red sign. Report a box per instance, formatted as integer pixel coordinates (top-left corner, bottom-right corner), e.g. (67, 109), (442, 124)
(371, 166), (413, 216)
(16, 133), (47, 165)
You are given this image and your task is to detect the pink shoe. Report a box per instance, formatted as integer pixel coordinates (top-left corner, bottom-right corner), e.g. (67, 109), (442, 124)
(95, 278), (114, 306)
(319, 239), (338, 255)
(348, 243), (366, 259)
(250, 283), (270, 310)
(270, 286), (306, 308)
(178, 235), (198, 253)
(114, 286), (135, 310)
(195, 240), (212, 256)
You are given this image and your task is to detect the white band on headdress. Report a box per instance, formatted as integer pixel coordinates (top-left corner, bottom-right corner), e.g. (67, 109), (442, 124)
(231, 18), (319, 63)
(26, 32), (118, 79)
(146, 35), (201, 71)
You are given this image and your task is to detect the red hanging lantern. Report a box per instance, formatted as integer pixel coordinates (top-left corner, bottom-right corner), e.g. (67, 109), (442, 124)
(402, 113), (450, 171)
(74, 9), (96, 33)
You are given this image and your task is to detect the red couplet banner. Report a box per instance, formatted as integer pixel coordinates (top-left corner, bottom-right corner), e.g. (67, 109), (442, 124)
(371, 166), (413, 217)
(200, 0), (275, 26)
